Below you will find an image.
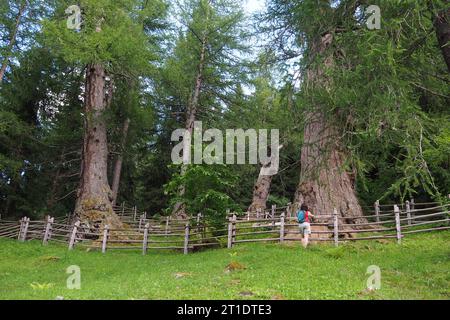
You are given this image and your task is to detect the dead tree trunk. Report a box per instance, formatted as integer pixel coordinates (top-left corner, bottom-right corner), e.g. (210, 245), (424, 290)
(248, 173), (272, 213)
(248, 145), (283, 213)
(293, 33), (364, 223)
(0, 1), (26, 83)
(433, 5), (450, 73)
(74, 63), (123, 230)
(111, 118), (130, 206)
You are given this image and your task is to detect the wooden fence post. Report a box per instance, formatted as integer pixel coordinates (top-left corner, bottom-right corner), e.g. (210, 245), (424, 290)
(447, 195), (450, 227)
(256, 208), (261, 219)
(23, 217), (30, 241)
(227, 216), (233, 249)
(394, 205), (402, 244)
(48, 217), (54, 241)
(333, 209), (339, 247)
(410, 198), (416, 223)
(68, 221), (80, 250)
(184, 223), (190, 255)
(133, 206), (137, 221)
(232, 214), (237, 244)
(272, 214), (276, 228)
(165, 216), (170, 234)
(121, 202), (125, 216)
(102, 225), (109, 253)
(17, 218), (24, 240)
(271, 204), (276, 219)
(405, 200), (412, 226)
(142, 223), (149, 255)
(246, 211), (250, 221)
(20, 217), (30, 242)
(374, 200), (380, 223)
(42, 217), (54, 245)
(280, 212), (285, 242)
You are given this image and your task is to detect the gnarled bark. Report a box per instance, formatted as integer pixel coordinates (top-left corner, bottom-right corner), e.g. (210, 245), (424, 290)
(74, 63), (123, 231)
(293, 112), (363, 223)
(248, 173), (272, 213)
(293, 33), (364, 223)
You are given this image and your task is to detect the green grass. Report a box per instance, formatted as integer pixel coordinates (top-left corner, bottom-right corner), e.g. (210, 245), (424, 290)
(0, 232), (449, 300)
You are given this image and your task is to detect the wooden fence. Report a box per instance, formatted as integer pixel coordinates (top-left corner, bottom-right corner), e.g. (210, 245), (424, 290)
(112, 202), (142, 223)
(0, 199), (448, 255)
(228, 203), (449, 247)
(0, 212), (226, 254)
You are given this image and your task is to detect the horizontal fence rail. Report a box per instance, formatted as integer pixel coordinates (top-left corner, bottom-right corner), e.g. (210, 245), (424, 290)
(0, 198), (449, 254)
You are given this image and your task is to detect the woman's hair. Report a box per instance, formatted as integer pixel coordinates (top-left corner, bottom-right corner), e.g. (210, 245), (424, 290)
(300, 204), (308, 211)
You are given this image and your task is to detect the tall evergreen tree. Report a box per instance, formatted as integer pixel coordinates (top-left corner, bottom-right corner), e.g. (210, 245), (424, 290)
(262, 0), (450, 219)
(43, 0), (167, 229)
(164, 0), (249, 217)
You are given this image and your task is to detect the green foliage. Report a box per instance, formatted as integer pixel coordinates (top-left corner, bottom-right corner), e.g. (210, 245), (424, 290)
(144, 0), (254, 213)
(0, 0), (55, 82)
(165, 164), (239, 230)
(267, 194), (290, 207)
(423, 121), (450, 197)
(327, 0), (449, 201)
(0, 46), (83, 218)
(160, 0), (249, 113)
(1, 0), (449, 220)
(42, 0), (167, 75)
(265, 0), (450, 203)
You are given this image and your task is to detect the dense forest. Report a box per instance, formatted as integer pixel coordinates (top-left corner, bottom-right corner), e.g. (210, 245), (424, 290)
(0, 0), (449, 229)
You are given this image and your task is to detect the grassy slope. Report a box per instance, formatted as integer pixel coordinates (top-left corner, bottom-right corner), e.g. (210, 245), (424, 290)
(0, 232), (449, 300)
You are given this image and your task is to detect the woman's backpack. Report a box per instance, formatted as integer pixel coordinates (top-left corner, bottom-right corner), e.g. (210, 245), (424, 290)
(297, 210), (309, 223)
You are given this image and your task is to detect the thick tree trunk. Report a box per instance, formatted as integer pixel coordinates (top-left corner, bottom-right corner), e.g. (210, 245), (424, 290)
(433, 6), (450, 73)
(293, 33), (364, 223)
(74, 63), (122, 231)
(111, 118), (130, 206)
(293, 112), (363, 222)
(248, 173), (272, 213)
(0, 2), (26, 83)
